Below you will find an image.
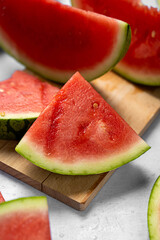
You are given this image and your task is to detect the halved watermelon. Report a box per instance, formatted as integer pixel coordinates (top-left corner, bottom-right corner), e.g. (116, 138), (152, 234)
(0, 196), (51, 240)
(0, 192), (5, 203)
(0, 70), (59, 140)
(148, 176), (160, 240)
(15, 72), (150, 175)
(0, 0), (131, 83)
(72, 0), (160, 86)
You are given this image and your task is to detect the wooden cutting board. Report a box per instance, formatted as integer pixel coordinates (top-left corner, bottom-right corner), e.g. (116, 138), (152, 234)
(0, 71), (159, 210)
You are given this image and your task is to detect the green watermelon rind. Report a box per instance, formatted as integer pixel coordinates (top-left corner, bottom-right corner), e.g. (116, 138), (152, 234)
(15, 137), (150, 175)
(148, 176), (160, 240)
(0, 17), (131, 83)
(114, 63), (160, 86)
(0, 113), (39, 140)
(0, 196), (48, 216)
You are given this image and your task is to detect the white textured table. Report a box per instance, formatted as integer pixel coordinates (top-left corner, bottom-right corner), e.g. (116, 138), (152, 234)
(0, 0), (160, 239)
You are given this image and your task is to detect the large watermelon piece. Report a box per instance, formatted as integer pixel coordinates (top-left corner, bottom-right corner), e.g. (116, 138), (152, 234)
(0, 70), (59, 140)
(15, 72), (150, 175)
(0, 196), (51, 240)
(0, 192), (5, 203)
(72, 0), (160, 86)
(0, 0), (131, 83)
(148, 176), (160, 240)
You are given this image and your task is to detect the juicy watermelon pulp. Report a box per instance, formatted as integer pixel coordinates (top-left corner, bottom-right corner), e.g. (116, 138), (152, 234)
(0, 192), (5, 203)
(148, 176), (160, 240)
(0, 70), (59, 140)
(16, 72), (150, 175)
(72, 0), (160, 86)
(0, 0), (131, 83)
(0, 196), (51, 240)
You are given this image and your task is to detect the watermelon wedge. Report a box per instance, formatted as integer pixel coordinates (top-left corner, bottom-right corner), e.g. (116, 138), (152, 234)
(0, 192), (5, 203)
(15, 72), (150, 175)
(0, 0), (131, 83)
(0, 70), (59, 140)
(72, 0), (160, 86)
(148, 176), (160, 240)
(0, 196), (51, 240)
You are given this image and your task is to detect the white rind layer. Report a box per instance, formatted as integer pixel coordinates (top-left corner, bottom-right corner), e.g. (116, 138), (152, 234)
(114, 62), (160, 86)
(0, 112), (40, 120)
(15, 135), (150, 175)
(0, 196), (48, 216)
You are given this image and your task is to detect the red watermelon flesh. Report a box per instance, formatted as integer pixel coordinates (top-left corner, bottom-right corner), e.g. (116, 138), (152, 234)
(0, 0), (131, 82)
(15, 72), (150, 175)
(72, 0), (160, 86)
(0, 192), (5, 203)
(0, 196), (51, 240)
(0, 70), (59, 140)
(0, 70), (59, 115)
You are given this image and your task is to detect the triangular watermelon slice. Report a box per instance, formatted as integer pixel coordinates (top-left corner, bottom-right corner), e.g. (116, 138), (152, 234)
(0, 196), (51, 240)
(72, 0), (160, 86)
(0, 0), (131, 83)
(16, 72), (150, 175)
(0, 70), (59, 140)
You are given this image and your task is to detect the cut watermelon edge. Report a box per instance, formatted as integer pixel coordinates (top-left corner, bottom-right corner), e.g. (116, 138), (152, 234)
(0, 19), (131, 83)
(114, 63), (160, 86)
(148, 176), (160, 239)
(15, 137), (150, 175)
(0, 196), (48, 216)
(0, 113), (40, 120)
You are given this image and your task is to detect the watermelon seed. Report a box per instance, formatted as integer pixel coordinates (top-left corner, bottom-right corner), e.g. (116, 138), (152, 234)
(0, 112), (5, 117)
(93, 102), (99, 109)
(0, 89), (4, 92)
(151, 30), (156, 38)
(134, 28), (137, 35)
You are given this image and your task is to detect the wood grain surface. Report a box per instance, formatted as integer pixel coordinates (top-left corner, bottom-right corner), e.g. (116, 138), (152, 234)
(0, 71), (159, 210)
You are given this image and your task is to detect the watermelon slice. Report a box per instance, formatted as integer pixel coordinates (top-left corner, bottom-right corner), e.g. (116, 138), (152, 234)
(0, 0), (131, 83)
(15, 72), (150, 175)
(148, 176), (160, 240)
(0, 196), (51, 240)
(0, 70), (59, 140)
(72, 0), (160, 86)
(0, 192), (5, 203)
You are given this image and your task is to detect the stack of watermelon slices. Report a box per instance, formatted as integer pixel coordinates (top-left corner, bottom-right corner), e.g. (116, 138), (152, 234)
(0, 0), (150, 175)
(0, 0), (154, 238)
